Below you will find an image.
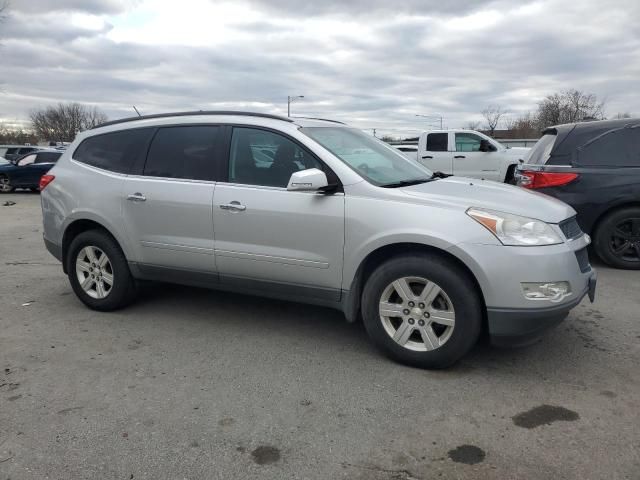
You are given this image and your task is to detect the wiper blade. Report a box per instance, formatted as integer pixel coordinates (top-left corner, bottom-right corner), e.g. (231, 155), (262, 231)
(430, 171), (451, 179)
(380, 178), (432, 188)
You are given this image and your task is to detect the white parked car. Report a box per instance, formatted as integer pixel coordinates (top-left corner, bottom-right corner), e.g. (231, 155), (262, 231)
(407, 130), (530, 183)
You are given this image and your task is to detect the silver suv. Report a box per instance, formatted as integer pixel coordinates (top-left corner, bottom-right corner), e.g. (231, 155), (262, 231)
(40, 112), (596, 368)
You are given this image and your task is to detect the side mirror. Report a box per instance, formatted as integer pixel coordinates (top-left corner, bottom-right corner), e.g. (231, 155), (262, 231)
(287, 168), (329, 192)
(479, 139), (497, 152)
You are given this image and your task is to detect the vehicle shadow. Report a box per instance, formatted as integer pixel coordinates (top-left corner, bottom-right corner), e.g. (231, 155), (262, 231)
(124, 281), (593, 378)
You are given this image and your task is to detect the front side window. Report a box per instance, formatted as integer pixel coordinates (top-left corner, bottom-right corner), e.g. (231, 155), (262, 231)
(228, 127), (323, 188)
(301, 127), (431, 187)
(143, 126), (219, 180)
(426, 133), (448, 152)
(17, 154), (37, 166)
(35, 152), (62, 164)
(455, 133), (484, 152)
(18, 147), (36, 155)
(74, 128), (154, 174)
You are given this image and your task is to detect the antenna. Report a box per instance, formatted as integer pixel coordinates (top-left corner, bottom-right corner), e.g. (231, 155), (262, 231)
(132, 106), (142, 117)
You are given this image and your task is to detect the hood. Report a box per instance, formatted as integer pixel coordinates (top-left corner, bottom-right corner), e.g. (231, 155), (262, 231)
(401, 176), (575, 223)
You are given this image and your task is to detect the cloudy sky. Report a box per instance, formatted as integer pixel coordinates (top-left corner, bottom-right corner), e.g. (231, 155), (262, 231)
(1, 0), (639, 135)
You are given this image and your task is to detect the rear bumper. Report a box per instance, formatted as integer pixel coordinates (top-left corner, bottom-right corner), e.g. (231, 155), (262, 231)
(488, 272), (596, 347)
(44, 236), (63, 263)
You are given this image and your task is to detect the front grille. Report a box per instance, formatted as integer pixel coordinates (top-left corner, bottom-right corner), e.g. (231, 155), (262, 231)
(560, 217), (583, 240)
(575, 247), (591, 273)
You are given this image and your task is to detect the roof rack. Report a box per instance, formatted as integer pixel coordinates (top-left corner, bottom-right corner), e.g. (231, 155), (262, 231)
(291, 116), (346, 125)
(94, 110), (294, 129)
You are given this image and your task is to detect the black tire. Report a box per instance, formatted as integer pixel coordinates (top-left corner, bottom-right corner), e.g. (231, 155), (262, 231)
(66, 229), (138, 310)
(593, 207), (640, 270)
(361, 253), (483, 369)
(0, 175), (15, 193)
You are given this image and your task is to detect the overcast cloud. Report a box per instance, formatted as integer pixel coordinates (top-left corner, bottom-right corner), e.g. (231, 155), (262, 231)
(1, 0), (639, 135)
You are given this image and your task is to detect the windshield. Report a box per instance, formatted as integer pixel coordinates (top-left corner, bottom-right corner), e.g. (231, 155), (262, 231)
(301, 127), (432, 186)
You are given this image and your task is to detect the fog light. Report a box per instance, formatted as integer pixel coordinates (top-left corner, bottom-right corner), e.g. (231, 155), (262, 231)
(521, 282), (571, 302)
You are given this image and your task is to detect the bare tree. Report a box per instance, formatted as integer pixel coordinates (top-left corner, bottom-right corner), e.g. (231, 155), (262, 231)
(537, 89), (605, 126)
(504, 112), (539, 138)
(30, 103), (108, 142)
(464, 120), (481, 130)
(481, 105), (504, 136)
(0, 124), (39, 145)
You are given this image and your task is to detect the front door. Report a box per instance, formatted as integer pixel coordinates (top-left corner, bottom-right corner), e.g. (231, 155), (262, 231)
(121, 125), (221, 272)
(453, 132), (501, 181)
(212, 126), (345, 301)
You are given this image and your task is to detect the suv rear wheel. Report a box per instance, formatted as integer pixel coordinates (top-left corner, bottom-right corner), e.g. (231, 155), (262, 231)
(594, 207), (640, 270)
(67, 230), (137, 310)
(361, 253), (482, 369)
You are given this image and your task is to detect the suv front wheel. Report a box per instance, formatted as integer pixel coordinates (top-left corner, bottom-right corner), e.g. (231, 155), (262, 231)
(67, 230), (137, 310)
(361, 253), (482, 369)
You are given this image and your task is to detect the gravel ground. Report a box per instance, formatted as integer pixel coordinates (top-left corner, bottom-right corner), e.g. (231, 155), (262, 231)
(1, 191), (639, 479)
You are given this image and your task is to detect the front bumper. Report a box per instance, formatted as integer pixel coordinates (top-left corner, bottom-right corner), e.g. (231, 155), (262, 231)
(449, 233), (596, 346)
(488, 271), (596, 347)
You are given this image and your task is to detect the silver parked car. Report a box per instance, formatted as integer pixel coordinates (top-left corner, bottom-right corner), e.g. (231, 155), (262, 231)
(40, 112), (596, 368)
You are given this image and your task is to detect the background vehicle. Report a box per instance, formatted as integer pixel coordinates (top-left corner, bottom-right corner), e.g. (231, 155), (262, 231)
(1, 145), (40, 162)
(0, 149), (62, 192)
(40, 111), (594, 369)
(409, 130), (529, 183)
(517, 118), (640, 270)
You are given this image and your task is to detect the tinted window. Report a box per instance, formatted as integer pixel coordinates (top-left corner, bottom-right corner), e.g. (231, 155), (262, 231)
(524, 134), (557, 165)
(17, 154), (37, 166)
(455, 133), (483, 152)
(143, 126), (219, 180)
(74, 128), (153, 174)
(577, 126), (640, 167)
(6, 148), (17, 155)
(18, 147), (37, 154)
(229, 127), (323, 188)
(35, 152), (62, 163)
(426, 133), (447, 152)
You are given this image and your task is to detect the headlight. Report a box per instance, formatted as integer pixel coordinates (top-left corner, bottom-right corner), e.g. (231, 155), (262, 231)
(467, 208), (563, 246)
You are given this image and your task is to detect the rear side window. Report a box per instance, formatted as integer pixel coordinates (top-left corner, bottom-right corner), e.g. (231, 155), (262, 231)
(143, 126), (219, 180)
(577, 127), (640, 167)
(35, 152), (62, 163)
(426, 133), (448, 152)
(74, 128), (154, 174)
(524, 134), (556, 165)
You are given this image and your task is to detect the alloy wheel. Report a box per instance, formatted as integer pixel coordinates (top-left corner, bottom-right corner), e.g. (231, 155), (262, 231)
(0, 176), (12, 192)
(379, 276), (455, 352)
(609, 217), (640, 263)
(75, 246), (114, 299)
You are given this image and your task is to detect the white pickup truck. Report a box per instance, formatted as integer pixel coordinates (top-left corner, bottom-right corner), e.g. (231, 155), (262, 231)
(395, 130), (529, 183)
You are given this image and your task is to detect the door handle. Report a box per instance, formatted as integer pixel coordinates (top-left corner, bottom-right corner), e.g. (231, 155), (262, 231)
(454, 155), (466, 159)
(220, 201), (246, 212)
(421, 155), (433, 159)
(127, 192), (146, 202)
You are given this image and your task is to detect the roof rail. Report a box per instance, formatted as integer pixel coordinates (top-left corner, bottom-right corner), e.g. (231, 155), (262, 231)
(94, 110), (294, 129)
(291, 116), (346, 125)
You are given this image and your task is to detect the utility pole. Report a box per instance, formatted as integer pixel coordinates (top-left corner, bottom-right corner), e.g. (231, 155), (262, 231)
(287, 95), (305, 117)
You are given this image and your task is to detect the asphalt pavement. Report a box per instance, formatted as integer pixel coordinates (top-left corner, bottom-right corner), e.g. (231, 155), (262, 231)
(1, 192), (639, 479)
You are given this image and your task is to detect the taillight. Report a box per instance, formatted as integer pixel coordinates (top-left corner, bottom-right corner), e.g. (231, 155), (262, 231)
(519, 171), (578, 189)
(39, 174), (55, 191)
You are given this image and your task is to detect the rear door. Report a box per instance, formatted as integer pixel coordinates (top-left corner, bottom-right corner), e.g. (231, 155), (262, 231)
(453, 132), (501, 180)
(121, 125), (222, 273)
(29, 152), (61, 186)
(417, 132), (452, 173)
(12, 153), (38, 186)
(212, 126), (345, 300)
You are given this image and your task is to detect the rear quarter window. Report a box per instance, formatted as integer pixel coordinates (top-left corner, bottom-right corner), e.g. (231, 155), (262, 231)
(73, 128), (154, 174)
(524, 134), (556, 165)
(577, 126), (640, 167)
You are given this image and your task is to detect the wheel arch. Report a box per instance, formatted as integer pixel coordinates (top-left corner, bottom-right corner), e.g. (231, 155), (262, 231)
(61, 217), (129, 274)
(342, 242), (487, 330)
